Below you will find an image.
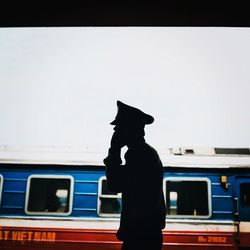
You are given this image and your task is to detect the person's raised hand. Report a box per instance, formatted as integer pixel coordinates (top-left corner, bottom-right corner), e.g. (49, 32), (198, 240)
(110, 132), (126, 149)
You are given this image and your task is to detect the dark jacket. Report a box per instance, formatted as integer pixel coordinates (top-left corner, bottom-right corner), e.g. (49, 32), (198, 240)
(104, 139), (166, 240)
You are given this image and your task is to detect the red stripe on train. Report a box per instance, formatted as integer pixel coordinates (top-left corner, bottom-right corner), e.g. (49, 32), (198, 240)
(240, 232), (250, 247)
(0, 226), (247, 250)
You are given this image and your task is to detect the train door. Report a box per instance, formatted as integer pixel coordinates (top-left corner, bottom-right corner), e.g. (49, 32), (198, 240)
(235, 177), (250, 249)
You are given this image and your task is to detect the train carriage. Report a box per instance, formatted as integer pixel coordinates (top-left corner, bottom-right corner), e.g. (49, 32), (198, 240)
(0, 147), (250, 249)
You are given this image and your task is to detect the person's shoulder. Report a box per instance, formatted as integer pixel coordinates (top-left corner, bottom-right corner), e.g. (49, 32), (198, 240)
(144, 143), (157, 153)
(144, 143), (161, 159)
(142, 143), (163, 170)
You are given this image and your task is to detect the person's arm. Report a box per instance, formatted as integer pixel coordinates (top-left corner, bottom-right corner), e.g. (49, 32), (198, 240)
(103, 132), (125, 192)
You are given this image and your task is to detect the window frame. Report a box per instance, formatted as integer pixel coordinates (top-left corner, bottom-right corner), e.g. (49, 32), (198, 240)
(0, 175), (3, 206)
(25, 174), (74, 216)
(240, 182), (250, 207)
(163, 177), (212, 219)
(97, 176), (121, 217)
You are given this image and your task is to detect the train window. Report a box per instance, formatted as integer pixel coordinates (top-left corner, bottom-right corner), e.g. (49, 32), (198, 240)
(240, 183), (250, 206)
(25, 175), (74, 215)
(0, 175), (3, 205)
(97, 176), (122, 217)
(164, 178), (211, 218)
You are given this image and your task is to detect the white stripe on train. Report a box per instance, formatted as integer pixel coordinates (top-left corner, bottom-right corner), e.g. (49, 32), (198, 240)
(0, 217), (238, 232)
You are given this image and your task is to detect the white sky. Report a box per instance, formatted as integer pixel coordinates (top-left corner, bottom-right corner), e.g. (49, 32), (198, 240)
(0, 27), (250, 157)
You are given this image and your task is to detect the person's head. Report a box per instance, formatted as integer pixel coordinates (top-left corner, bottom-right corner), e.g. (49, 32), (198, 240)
(110, 101), (154, 146)
(113, 122), (145, 146)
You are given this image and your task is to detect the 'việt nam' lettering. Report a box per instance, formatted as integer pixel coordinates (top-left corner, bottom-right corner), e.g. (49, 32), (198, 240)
(0, 230), (56, 243)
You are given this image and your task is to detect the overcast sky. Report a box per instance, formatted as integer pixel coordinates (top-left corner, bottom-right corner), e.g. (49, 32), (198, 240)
(0, 27), (250, 157)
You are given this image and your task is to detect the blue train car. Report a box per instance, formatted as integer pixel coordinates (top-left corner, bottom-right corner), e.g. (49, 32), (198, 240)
(0, 147), (250, 250)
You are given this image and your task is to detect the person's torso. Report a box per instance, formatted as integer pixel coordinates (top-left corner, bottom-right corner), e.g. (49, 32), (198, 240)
(119, 143), (166, 231)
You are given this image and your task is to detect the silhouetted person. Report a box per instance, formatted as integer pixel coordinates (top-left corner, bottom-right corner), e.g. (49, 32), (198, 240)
(104, 101), (166, 250)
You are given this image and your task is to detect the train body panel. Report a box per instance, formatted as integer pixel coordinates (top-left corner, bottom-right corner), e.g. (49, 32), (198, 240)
(0, 151), (250, 249)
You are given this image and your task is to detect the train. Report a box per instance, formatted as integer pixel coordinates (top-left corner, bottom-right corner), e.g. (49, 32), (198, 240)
(0, 147), (250, 250)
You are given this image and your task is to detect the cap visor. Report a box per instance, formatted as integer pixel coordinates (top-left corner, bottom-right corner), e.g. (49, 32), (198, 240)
(110, 119), (117, 125)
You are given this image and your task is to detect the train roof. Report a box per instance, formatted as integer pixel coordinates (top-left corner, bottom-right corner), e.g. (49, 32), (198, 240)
(160, 147), (250, 169)
(0, 146), (250, 169)
(161, 155), (250, 169)
(0, 148), (104, 166)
